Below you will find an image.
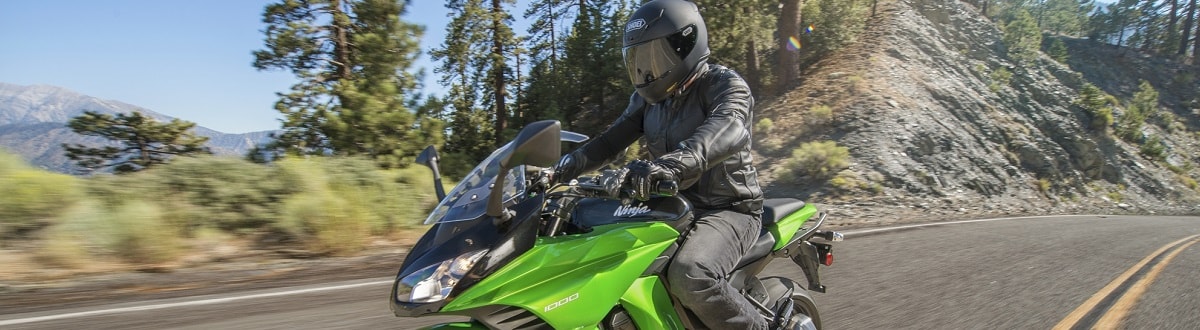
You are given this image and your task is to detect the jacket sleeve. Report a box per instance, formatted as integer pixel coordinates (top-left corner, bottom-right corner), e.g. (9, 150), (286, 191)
(560, 93), (647, 179)
(655, 69), (753, 190)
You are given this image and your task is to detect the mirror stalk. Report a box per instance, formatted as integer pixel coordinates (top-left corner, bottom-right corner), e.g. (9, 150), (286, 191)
(415, 146), (448, 201)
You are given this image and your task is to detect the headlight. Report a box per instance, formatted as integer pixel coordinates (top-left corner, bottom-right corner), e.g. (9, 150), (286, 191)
(395, 250), (489, 303)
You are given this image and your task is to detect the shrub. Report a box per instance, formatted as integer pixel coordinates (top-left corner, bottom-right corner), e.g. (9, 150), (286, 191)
(829, 173), (856, 191)
(1165, 163), (1188, 174)
(103, 200), (183, 264)
(1149, 110), (1178, 132)
(281, 188), (370, 256)
(394, 165), (442, 228)
(1107, 191), (1123, 202)
(755, 118), (775, 136)
(0, 152), (83, 240)
(88, 156), (300, 233)
(275, 156), (437, 253)
(1117, 80), (1159, 143)
(829, 170), (880, 194)
(1075, 83), (1116, 132)
(847, 75), (867, 94)
(0, 148), (23, 175)
(781, 140), (850, 181)
(1180, 175), (1198, 191)
(1037, 178), (1051, 194)
(989, 67), (1013, 93)
(34, 201), (105, 268)
(1046, 38), (1069, 63)
(809, 105), (833, 124)
(1139, 135), (1167, 161)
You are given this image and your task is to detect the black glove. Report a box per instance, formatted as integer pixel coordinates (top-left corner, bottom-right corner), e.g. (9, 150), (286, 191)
(552, 151), (586, 184)
(625, 159), (679, 201)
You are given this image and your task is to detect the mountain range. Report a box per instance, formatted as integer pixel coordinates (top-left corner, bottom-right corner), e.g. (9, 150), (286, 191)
(0, 83), (275, 173)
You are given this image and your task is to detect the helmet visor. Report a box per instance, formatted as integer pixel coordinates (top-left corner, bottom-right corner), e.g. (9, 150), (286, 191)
(623, 38), (681, 88)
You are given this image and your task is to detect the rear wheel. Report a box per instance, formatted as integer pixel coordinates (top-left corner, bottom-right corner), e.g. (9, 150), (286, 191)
(761, 276), (821, 330)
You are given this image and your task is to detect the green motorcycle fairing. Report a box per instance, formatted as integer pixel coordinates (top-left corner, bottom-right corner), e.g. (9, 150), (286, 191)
(768, 203), (818, 250)
(618, 276), (685, 330)
(443, 221), (679, 329)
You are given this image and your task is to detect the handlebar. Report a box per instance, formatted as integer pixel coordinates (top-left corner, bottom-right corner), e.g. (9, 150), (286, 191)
(654, 180), (679, 197)
(571, 168), (677, 200)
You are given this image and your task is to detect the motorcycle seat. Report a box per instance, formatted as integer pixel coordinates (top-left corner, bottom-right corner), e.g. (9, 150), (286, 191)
(735, 199), (805, 268)
(761, 198), (806, 226)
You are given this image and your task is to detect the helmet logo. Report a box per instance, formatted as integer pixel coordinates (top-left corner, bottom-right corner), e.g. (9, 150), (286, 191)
(626, 18), (646, 32)
(682, 26), (693, 36)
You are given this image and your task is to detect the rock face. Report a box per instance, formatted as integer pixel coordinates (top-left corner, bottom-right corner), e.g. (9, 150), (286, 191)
(0, 83), (275, 173)
(756, 0), (1200, 221)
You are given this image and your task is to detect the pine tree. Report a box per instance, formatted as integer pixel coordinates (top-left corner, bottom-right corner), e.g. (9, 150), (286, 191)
(1038, 0), (1094, 36)
(1117, 80), (1160, 142)
(1076, 83), (1117, 131)
(696, 0), (777, 93)
(517, 1), (631, 137)
(1004, 8), (1044, 63)
(487, 0), (517, 146)
(525, 0), (570, 69)
(560, 1), (625, 134)
(63, 111), (210, 174)
(252, 0), (435, 168)
(1183, 0), (1198, 57)
(1103, 0), (1144, 49)
(801, 0), (871, 58)
(777, 0), (803, 92)
(433, 0), (518, 158)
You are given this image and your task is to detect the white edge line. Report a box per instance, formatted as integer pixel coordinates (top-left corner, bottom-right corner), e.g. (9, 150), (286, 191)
(0, 213), (1118, 326)
(0, 280), (392, 326)
(842, 214), (1108, 237)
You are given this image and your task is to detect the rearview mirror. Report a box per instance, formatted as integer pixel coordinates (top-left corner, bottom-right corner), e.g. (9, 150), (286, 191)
(487, 120), (562, 220)
(415, 146), (447, 201)
(499, 120), (562, 169)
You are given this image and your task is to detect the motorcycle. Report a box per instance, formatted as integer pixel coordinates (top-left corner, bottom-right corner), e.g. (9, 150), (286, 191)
(391, 120), (842, 329)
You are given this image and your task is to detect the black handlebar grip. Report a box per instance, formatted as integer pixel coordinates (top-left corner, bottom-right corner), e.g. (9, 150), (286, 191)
(655, 180), (678, 197)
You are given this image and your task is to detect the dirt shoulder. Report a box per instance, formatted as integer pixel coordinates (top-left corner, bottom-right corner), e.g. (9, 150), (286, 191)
(0, 243), (408, 315)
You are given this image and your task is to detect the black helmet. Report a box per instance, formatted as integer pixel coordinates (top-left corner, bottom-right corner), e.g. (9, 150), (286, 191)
(622, 0), (709, 104)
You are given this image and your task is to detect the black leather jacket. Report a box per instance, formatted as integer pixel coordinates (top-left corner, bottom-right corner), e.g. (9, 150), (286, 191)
(562, 63), (764, 214)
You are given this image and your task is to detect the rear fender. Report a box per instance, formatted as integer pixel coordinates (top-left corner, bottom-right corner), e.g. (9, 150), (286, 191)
(771, 212), (830, 293)
(790, 241), (832, 293)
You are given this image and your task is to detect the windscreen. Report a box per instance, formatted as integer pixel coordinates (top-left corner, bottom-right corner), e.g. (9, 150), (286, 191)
(423, 143), (526, 225)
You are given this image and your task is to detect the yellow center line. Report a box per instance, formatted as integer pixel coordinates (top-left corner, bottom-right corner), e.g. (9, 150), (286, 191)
(1092, 238), (1200, 329)
(1052, 234), (1200, 330)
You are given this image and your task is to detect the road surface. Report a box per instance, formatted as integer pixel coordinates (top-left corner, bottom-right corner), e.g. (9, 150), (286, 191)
(2, 214), (1198, 329)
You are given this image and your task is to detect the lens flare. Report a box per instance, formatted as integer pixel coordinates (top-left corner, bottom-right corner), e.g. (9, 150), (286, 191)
(806, 25), (815, 34)
(787, 36), (801, 51)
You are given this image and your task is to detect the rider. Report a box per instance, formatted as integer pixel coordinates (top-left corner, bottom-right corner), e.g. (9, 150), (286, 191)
(552, 0), (771, 328)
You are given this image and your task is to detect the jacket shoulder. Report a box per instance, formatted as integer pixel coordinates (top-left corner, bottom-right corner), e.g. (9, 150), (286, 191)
(699, 64), (752, 102)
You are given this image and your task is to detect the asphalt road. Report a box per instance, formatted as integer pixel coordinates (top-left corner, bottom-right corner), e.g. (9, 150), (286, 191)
(2, 214), (1199, 329)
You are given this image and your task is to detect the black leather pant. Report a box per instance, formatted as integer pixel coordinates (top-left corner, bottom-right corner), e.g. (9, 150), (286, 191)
(666, 208), (766, 330)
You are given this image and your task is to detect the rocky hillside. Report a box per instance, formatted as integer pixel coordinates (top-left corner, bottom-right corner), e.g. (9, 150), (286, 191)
(755, 0), (1200, 224)
(0, 83), (275, 173)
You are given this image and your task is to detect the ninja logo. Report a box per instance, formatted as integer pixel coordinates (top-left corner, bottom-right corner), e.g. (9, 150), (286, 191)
(613, 204), (651, 217)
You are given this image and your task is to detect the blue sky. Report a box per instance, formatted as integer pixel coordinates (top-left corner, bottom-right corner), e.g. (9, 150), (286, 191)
(0, 1), (527, 134)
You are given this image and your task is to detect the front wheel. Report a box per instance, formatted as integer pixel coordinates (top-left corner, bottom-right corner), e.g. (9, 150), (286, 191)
(761, 276), (821, 330)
